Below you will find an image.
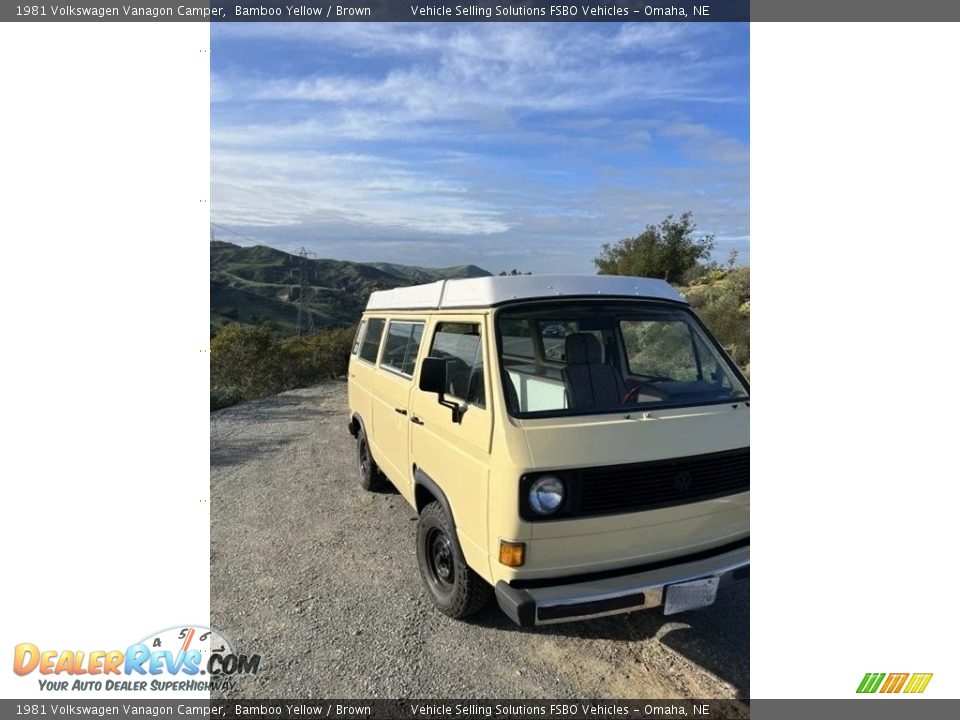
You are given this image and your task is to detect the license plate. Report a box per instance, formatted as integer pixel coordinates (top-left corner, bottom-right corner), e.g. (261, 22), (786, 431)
(664, 577), (719, 615)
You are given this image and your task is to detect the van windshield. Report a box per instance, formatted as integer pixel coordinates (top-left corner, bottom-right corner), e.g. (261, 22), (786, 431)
(496, 301), (748, 417)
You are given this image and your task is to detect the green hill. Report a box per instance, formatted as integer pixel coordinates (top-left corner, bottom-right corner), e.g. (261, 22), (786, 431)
(210, 241), (492, 336)
(368, 261), (492, 283)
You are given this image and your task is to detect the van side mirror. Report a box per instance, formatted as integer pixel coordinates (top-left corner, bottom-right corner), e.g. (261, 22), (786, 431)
(419, 357), (446, 395)
(418, 356), (466, 424)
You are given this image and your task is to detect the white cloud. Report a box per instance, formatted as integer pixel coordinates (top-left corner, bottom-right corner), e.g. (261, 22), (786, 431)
(660, 122), (750, 164)
(212, 151), (509, 235)
(210, 24), (749, 272)
(212, 23), (739, 115)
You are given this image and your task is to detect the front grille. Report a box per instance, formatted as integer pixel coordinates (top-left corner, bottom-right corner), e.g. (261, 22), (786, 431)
(576, 448), (749, 517)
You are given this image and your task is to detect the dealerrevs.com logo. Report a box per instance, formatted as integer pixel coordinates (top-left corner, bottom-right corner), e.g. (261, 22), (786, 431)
(13, 625), (260, 692)
(857, 672), (933, 694)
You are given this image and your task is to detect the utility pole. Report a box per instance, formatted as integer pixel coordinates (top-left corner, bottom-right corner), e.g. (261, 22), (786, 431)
(294, 247), (316, 336)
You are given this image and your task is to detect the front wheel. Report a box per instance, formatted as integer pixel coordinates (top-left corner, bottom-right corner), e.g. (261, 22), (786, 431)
(416, 501), (491, 618)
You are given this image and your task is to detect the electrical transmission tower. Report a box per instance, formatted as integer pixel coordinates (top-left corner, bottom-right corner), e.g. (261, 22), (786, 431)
(294, 247), (316, 336)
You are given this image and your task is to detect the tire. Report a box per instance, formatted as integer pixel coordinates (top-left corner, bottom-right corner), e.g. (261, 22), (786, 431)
(356, 426), (384, 491)
(416, 501), (492, 618)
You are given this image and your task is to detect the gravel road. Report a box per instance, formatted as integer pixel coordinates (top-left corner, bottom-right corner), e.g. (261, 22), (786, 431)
(211, 382), (749, 704)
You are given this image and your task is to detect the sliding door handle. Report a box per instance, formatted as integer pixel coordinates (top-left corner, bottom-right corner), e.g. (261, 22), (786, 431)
(410, 416), (425, 426)
(394, 407), (408, 415)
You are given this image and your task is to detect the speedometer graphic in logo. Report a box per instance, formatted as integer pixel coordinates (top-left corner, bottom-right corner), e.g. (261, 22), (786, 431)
(137, 625), (252, 676)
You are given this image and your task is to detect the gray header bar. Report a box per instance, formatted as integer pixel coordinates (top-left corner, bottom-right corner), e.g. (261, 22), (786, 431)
(7, 1), (748, 22)
(1, 699), (959, 719)
(5, 0), (960, 22)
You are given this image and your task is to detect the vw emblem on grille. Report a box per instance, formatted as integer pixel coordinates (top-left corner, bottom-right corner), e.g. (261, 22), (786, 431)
(674, 471), (693, 492)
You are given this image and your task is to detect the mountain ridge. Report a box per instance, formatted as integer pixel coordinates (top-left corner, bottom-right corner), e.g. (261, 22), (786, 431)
(210, 241), (492, 336)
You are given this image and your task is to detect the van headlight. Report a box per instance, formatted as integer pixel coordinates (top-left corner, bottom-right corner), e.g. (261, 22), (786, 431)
(528, 475), (565, 515)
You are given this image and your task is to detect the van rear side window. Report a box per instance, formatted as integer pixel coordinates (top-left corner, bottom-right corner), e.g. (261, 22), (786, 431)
(351, 321), (366, 355)
(382, 321), (424, 377)
(358, 318), (385, 363)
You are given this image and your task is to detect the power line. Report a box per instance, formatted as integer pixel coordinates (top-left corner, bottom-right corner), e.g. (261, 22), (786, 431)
(210, 222), (262, 245)
(210, 224), (317, 336)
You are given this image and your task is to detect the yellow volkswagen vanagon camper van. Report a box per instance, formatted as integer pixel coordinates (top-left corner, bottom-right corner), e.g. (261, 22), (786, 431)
(347, 275), (749, 626)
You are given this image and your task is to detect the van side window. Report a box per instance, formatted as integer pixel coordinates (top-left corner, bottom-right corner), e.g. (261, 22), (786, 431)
(499, 318), (535, 360)
(430, 323), (485, 408)
(351, 321), (366, 355)
(358, 318), (385, 364)
(382, 321), (425, 377)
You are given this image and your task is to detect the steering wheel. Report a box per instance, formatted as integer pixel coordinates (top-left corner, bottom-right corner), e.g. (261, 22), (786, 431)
(622, 376), (673, 405)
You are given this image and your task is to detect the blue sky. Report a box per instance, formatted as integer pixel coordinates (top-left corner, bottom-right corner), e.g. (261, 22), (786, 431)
(211, 23), (749, 273)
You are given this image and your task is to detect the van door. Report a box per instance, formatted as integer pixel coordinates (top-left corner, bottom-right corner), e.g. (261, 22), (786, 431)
(369, 320), (424, 493)
(410, 318), (493, 573)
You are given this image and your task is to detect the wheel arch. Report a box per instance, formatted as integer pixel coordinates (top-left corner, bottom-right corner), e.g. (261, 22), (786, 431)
(414, 466), (457, 530)
(348, 412), (365, 438)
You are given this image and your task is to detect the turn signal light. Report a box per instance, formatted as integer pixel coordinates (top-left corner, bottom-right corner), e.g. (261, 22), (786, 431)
(499, 540), (526, 567)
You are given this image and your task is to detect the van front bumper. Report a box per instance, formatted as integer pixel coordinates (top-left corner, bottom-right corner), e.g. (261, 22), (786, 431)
(494, 541), (749, 627)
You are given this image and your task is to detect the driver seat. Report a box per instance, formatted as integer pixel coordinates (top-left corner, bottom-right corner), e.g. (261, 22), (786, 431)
(561, 333), (624, 410)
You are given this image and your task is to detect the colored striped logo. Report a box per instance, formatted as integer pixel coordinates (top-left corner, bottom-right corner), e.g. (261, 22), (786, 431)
(857, 672), (933, 694)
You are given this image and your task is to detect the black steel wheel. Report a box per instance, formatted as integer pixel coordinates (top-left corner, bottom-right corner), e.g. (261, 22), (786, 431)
(356, 426), (384, 491)
(416, 501), (492, 618)
(424, 526), (456, 594)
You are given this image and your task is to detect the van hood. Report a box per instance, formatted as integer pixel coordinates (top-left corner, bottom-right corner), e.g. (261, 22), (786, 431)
(516, 403), (749, 469)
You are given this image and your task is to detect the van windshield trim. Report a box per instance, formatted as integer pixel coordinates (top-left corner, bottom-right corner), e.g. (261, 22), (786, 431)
(504, 396), (748, 421)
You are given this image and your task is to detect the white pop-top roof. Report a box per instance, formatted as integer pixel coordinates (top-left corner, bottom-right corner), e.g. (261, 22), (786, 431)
(365, 274), (685, 311)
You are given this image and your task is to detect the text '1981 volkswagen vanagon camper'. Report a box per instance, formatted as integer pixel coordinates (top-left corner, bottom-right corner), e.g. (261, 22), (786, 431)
(347, 275), (749, 626)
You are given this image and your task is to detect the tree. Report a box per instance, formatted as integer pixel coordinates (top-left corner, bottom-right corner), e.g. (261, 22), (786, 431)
(726, 249), (740, 270)
(593, 212), (715, 284)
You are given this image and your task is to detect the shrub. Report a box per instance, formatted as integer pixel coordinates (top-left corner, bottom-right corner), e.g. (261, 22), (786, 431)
(275, 328), (355, 389)
(682, 266), (750, 374)
(210, 324), (281, 399)
(210, 324), (357, 409)
(210, 386), (243, 411)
